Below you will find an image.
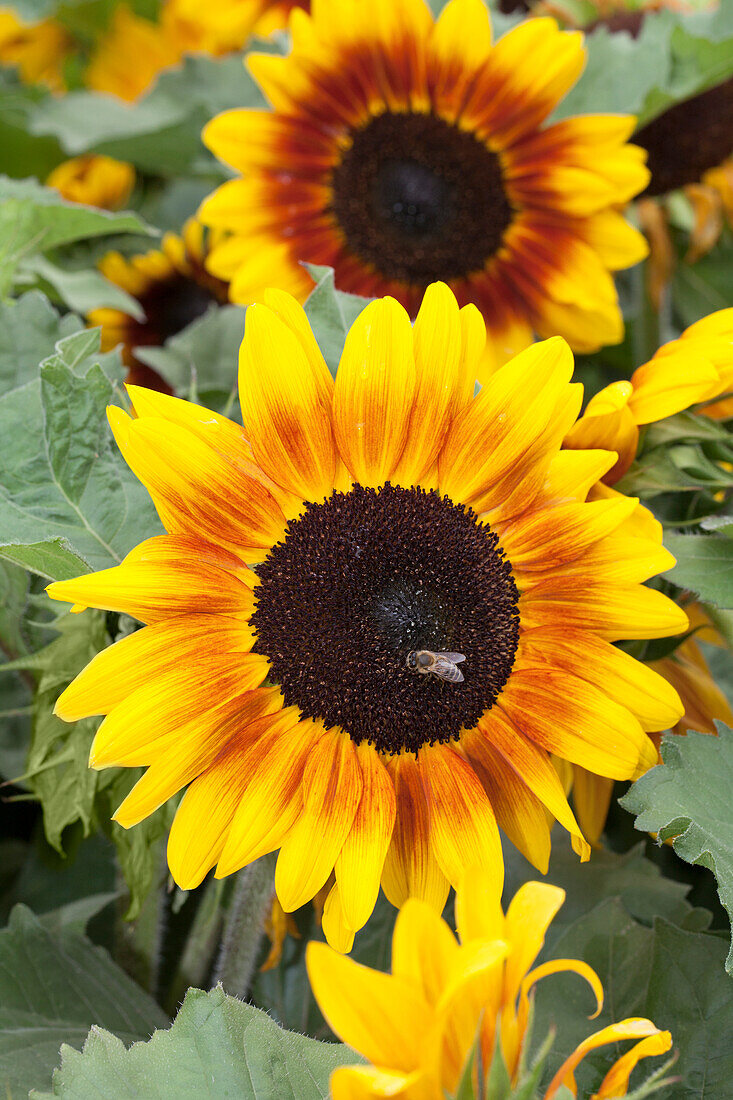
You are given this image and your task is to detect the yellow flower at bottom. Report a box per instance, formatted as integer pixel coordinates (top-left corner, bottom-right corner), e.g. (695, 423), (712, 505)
(46, 282), (686, 950)
(306, 871), (672, 1100)
(46, 155), (135, 210)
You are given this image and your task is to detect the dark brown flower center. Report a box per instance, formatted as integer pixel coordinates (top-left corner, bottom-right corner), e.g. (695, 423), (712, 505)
(251, 484), (520, 754)
(330, 111), (514, 286)
(135, 274), (219, 347)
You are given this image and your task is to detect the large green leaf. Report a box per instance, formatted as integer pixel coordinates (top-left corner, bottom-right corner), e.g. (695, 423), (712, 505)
(37, 985), (359, 1100)
(621, 727), (733, 973)
(533, 900), (733, 1099)
(0, 904), (166, 1099)
(27, 52), (268, 177)
(663, 534), (733, 609)
(0, 332), (161, 578)
(0, 175), (152, 295)
(554, 6), (733, 126)
(0, 292), (80, 397)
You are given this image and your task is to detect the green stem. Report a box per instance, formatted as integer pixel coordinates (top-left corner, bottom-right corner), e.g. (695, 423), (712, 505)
(213, 853), (276, 997)
(165, 878), (226, 1014)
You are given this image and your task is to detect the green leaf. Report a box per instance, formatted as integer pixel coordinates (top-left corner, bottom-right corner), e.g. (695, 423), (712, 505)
(0, 341), (162, 577)
(134, 303), (246, 405)
(663, 534), (733, 608)
(38, 985), (359, 1100)
(0, 291), (79, 397)
(0, 904), (166, 1099)
(3, 610), (108, 852)
(24, 254), (145, 318)
(504, 836), (693, 937)
(621, 726), (733, 973)
(304, 266), (371, 377)
(27, 53), (268, 177)
(0, 175), (152, 294)
(532, 899), (733, 1098)
(94, 769), (175, 921)
(554, 7), (733, 126)
(0, 538), (91, 582)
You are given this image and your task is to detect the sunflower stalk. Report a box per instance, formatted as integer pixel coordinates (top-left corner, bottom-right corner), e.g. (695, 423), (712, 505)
(213, 852), (277, 997)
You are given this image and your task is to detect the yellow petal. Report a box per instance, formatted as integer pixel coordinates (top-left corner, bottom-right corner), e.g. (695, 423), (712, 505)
(336, 742), (396, 934)
(544, 1019), (671, 1100)
(276, 729), (362, 913)
(215, 714), (320, 877)
(419, 743), (503, 889)
(391, 899), (460, 1007)
(306, 942), (433, 1073)
(238, 302), (338, 501)
(381, 753), (450, 912)
(333, 298), (416, 487)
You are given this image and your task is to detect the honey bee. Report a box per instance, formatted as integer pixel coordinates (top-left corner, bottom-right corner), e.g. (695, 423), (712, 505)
(406, 650), (466, 683)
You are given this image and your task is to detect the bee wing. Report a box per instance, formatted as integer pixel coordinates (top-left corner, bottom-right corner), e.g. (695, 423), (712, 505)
(430, 656), (465, 683)
(435, 651), (466, 664)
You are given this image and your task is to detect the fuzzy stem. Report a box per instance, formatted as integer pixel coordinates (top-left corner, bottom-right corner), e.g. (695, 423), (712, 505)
(213, 853), (276, 997)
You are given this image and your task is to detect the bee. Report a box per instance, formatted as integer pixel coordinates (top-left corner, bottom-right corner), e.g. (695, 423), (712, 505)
(406, 649), (466, 683)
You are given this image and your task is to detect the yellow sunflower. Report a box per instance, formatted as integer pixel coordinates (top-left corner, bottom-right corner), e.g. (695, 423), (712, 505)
(85, 0), (308, 102)
(0, 6), (71, 91)
(47, 283), (687, 950)
(199, 0), (649, 365)
(46, 155), (135, 211)
(85, 5), (183, 101)
(165, 0), (309, 55)
(88, 219), (228, 389)
(307, 869), (673, 1099)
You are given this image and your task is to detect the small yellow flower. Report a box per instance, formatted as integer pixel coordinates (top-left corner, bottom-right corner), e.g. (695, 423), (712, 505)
(85, 5), (183, 102)
(564, 308), (733, 482)
(46, 155), (135, 211)
(0, 6), (71, 91)
(306, 870), (672, 1099)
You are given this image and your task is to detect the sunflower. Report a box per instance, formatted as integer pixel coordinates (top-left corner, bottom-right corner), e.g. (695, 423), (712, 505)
(88, 219), (228, 389)
(46, 155), (135, 211)
(165, 0), (309, 55)
(47, 283), (687, 950)
(85, 0), (308, 102)
(307, 869), (673, 1099)
(85, 5), (183, 101)
(199, 0), (649, 366)
(0, 6), (71, 91)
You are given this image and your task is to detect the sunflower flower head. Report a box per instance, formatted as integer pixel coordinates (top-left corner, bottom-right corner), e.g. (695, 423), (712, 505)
(306, 869), (673, 1100)
(46, 155), (135, 211)
(88, 218), (228, 387)
(199, 0), (649, 366)
(47, 282), (686, 950)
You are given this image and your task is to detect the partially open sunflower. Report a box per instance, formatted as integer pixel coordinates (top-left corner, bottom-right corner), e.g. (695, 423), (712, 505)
(47, 283), (686, 950)
(200, 0), (649, 365)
